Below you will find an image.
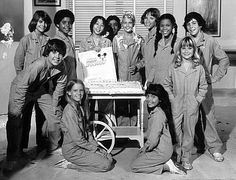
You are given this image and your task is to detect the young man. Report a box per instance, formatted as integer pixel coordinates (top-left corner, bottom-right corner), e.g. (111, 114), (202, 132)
(54, 9), (77, 82)
(183, 12), (230, 162)
(5, 39), (67, 170)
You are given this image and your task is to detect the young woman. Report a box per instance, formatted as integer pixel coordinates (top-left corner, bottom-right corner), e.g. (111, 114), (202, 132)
(13, 10), (52, 153)
(148, 13), (179, 85)
(60, 79), (114, 172)
(163, 36), (208, 170)
(112, 11), (143, 126)
(131, 84), (185, 175)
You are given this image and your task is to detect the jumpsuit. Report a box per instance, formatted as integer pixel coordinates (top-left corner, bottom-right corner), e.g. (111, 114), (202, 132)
(6, 57), (67, 161)
(54, 30), (77, 81)
(148, 36), (180, 85)
(112, 30), (143, 126)
(195, 32), (230, 154)
(163, 63), (207, 162)
(14, 31), (49, 150)
(131, 106), (173, 174)
(61, 102), (113, 172)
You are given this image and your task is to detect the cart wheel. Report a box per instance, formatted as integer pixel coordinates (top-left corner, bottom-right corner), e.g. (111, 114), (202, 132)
(90, 111), (116, 127)
(91, 121), (115, 153)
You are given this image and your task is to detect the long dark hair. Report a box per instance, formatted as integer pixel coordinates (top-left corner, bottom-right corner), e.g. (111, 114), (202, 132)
(154, 13), (178, 57)
(145, 84), (176, 144)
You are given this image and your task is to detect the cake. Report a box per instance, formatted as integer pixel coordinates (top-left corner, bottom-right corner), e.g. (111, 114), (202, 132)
(85, 80), (144, 95)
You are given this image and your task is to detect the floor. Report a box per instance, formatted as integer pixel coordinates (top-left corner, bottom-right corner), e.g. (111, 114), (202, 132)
(0, 89), (236, 180)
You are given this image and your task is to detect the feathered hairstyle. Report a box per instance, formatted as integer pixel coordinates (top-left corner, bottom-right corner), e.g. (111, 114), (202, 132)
(154, 13), (178, 57)
(42, 38), (66, 57)
(28, 10), (52, 32)
(173, 36), (200, 68)
(140, 8), (160, 25)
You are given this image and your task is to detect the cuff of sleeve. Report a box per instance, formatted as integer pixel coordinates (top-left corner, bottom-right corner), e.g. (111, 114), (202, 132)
(196, 96), (204, 103)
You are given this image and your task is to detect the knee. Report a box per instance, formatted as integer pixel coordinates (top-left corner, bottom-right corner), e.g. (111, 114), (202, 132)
(100, 159), (113, 172)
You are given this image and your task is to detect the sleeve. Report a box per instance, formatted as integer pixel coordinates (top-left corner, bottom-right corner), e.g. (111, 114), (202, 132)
(163, 65), (174, 100)
(14, 37), (28, 74)
(196, 65), (208, 103)
(62, 108), (98, 151)
(15, 62), (42, 110)
(112, 36), (118, 54)
(145, 111), (165, 150)
(52, 68), (67, 108)
(212, 39), (230, 82)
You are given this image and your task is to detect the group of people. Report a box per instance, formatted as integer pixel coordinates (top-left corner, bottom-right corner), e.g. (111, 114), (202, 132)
(3, 6), (229, 176)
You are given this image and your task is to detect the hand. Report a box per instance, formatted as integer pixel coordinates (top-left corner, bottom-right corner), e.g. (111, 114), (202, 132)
(139, 144), (149, 154)
(144, 81), (151, 90)
(129, 65), (137, 75)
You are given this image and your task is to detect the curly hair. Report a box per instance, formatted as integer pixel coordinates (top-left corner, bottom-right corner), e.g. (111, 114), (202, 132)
(54, 9), (75, 26)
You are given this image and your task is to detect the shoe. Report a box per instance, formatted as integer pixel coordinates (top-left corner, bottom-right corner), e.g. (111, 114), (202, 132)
(165, 159), (187, 175)
(211, 152), (224, 162)
(182, 161), (193, 170)
(48, 147), (62, 155)
(55, 158), (72, 169)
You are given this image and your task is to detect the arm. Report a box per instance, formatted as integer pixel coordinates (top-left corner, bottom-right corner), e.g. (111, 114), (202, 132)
(14, 37), (28, 74)
(212, 39), (230, 82)
(145, 110), (165, 151)
(62, 108), (98, 151)
(196, 65), (208, 103)
(163, 65), (174, 100)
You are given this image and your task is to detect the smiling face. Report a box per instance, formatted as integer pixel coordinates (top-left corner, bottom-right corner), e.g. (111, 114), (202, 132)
(48, 51), (63, 66)
(93, 19), (105, 36)
(159, 19), (173, 38)
(58, 17), (72, 35)
(67, 83), (84, 104)
(109, 19), (119, 35)
(181, 44), (194, 61)
(122, 16), (134, 33)
(186, 18), (201, 37)
(143, 12), (157, 31)
(146, 94), (159, 108)
(35, 18), (48, 34)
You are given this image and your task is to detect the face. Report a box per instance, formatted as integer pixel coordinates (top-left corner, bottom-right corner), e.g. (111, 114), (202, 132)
(146, 94), (159, 108)
(186, 18), (201, 37)
(143, 12), (157, 30)
(68, 83), (84, 103)
(181, 44), (194, 60)
(93, 19), (105, 35)
(122, 16), (134, 33)
(58, 17), (72, 35)
(35, 18), (47, 34)
(159, 19), (173, 38)
(48, 51), (63, 66)
(109, 20), (119, 35)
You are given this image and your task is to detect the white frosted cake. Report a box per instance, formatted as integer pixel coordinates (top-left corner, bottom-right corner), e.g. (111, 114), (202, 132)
(85, 81), (144, 95)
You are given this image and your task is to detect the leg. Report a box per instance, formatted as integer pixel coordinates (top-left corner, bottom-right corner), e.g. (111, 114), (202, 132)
(65, 149), (113, 172)
(37, 93), (61, 151)
(202, 84), (223, 154)
(131, 148), (172, 174)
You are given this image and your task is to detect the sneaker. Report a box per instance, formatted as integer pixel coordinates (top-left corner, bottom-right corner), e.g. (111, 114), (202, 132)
(211, 152), (224, 162)
(182, 161), (193, 170)
(165, 159), (186, 175)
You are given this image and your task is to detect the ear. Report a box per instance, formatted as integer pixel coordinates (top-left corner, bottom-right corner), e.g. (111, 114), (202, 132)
(67, 91), (72, 96)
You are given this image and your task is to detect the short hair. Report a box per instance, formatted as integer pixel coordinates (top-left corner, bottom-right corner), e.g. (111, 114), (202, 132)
(89, 16), (107, 36)
(183, 12), (206, 31)
(122, 11), (135, 25)
(28, 10), (52, 32)
(140, 8), (160, 25)
(54, 9), (75, 26)
(43, 38), (66, 57)
(106, 15), (121, 30)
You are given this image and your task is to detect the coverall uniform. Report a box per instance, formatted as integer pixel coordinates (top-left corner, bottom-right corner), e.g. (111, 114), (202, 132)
(148, 36), (180, 85)
(6, 57), (67, 161)
(61, 102), (113, 172)
(163, 63), (207, 163)
(112, 30), (143, 126)
(195, 32), (230, 154)
(14, 31), (49, 150)
(131, 106), (173, 174)
(54, 30), (77, 81)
